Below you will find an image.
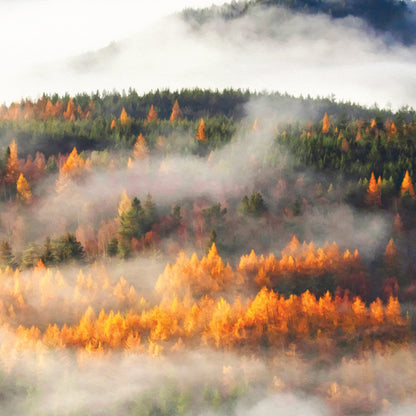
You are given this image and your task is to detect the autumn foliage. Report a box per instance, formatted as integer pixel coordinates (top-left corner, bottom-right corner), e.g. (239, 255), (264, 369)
(0, 243), (406, 356)
(170, 100), (183, 121)
(147, 105), (158, 123)
(400, 170), (415, 198)
(322, 112), (331, 133)
(196, 118), (207, 141)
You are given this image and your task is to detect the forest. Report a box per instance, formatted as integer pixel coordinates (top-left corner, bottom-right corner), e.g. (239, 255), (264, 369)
(0, 88), (415, 415)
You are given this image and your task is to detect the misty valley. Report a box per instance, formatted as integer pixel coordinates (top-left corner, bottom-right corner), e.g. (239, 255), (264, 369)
(0, 88), (414, 415)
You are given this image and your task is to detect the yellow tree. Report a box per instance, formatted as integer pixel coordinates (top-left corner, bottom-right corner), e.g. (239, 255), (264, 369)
(133, 134), (149, 160)
(5, 139), (21, 184)
(56, 147), (87, 192)
(16, 173), (32, 203)
(118, 190), (131, 217)
(147, 105), (158, 123)
(365, 172), (381, 206)
(196, 118), (207, 141)
(119, 108), (131, 126)
(322, 112), (331, 133)
(110, 119), (117, 130)
(170, 100), (183, 121)
(400, 170), (415, 198)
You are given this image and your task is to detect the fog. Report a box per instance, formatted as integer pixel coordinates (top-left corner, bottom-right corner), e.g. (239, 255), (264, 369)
(2, 1), (416, 109)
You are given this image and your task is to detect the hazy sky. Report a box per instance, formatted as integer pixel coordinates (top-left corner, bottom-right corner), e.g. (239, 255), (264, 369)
(1, 0), (416, 109)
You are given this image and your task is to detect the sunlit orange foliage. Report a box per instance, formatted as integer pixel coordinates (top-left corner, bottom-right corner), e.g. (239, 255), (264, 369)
(56, 147), (89, 192)
(0, 244), (408, 356)
(119, 107), (130, 125)
(110, 119), (117, 130)
(63, 98), (76, 121)
(400, 170), (415, 198)
(322, 112), (331, 133)
(196, 118), (207, 141)
(155, 243), (239, 299)
(238, 237), (361, 290)
(366, 172), (381, 206)
(170, 100), (183, 121)
(370, 118), (376, 129)
(147, 105), (158, 123)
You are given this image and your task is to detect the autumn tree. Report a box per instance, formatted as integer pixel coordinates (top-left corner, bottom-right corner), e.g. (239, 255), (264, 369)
(110, 119), (117, 130)
(147, 105), (158, 123)
(119, 107), (131, 126)
(400, 170), (415, 198)
(63, 98), (76, 121)
(196, 118), (207, 141)
(133, 134), (149, 160)
(170, 100), (183, 121)
(365, 172), (381, 206)
(118, 190), (131, 217)
(16, 173), (32, 203)
(322, 112), (331, 133)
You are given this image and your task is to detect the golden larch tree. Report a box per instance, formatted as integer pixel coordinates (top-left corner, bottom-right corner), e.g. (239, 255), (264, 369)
(119, 108), (131, 126)
(16, 173), (32, 203)
(400, 170), (415, 198)
(170, 100), (183, 121)
(341, 138), (349, 151)
(147, 105), (158, 123)
(63, 98), (76, 121)
(133, 134), (149, 160)
(390, 122), (397, 135)
(365, 172), (381, 206)
(370, 118), (376, 129)
(322, 112), (331, 133)
(56, 147), (88, 192)
(196, 118), (207, 141)
(110, 119), (117, 130)
(118, 190), (131, 217)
